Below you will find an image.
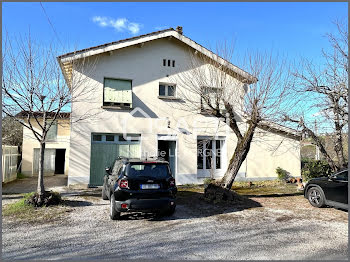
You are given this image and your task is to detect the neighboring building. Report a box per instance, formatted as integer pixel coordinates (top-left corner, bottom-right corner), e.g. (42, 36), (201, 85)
(20, 112), (70, 176)
(58, 27), (301, 186)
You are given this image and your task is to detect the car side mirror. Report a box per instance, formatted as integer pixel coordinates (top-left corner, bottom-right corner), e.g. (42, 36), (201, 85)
(329, 175), (337, 181)
(105, 167), (111, 175)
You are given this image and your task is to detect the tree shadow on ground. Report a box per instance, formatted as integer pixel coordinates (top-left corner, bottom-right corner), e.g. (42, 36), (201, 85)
(61, 199), (93, 207)
(2, 195), (24, 200)
(241, 192), (304, 198)
(114, 190), (262, 221)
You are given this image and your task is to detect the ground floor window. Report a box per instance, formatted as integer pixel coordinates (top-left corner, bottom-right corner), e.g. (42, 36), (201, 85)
(197, 138), (223, 170)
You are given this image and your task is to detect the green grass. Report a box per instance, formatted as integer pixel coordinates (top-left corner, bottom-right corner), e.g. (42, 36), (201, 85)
(178, 180), (302, 197)
(3, 192), (71, 223)
(2, 192), (35, 216)
(16, 173), (28, 179)
(232, 181), (302, 196)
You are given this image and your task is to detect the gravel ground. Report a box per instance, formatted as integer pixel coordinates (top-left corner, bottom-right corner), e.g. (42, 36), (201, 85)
(2, 187), (348, 260)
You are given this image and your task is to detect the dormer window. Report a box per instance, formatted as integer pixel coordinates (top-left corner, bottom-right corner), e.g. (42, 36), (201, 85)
(159, 83), (176, 98)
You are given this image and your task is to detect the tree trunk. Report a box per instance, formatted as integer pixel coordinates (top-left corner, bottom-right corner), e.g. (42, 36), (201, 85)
(37, 142), (46, 203)
(334, 125), (346, 170)
(221, 122), (257, 189)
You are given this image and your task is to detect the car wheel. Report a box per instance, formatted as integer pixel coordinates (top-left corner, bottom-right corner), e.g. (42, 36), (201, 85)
(307, 187), (325, 208)
(164, 205), (176, 216)
(110, 194), (121, 220)
(167, 206), (176, 216)
(102, 185), (108, 200)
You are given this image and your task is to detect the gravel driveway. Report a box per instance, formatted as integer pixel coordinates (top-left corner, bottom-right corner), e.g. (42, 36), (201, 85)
(2, 187), (348, 260)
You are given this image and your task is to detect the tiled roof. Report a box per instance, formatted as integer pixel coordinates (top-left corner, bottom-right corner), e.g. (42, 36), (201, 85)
(16, 111), (71, 119)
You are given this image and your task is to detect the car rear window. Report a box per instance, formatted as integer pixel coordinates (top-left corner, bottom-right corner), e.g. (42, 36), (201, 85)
(126, 163), (170, 179)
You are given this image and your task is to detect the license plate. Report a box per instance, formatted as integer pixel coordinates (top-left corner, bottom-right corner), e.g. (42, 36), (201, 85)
(140, 184), (160, 189)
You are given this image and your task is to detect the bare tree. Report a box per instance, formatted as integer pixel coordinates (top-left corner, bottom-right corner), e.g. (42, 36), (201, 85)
(2, 32), (98, 205)
(173, 44), (291, 189)
(2, 116), (23, 146)
(284, 19), (348, 171)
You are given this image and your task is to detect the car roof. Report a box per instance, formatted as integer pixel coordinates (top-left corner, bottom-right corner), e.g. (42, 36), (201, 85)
(116, 157), (169, 164)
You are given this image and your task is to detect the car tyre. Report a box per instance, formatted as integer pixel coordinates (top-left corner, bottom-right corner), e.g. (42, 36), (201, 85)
(110, 194), (121, 220)
(102, 185), (108, 200)
(307, 187), (325, 208)
(165, 205), (176, 216)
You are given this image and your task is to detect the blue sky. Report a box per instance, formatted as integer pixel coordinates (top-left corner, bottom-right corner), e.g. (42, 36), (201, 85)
(2, 2), (348, 129)
(3, 2), (347, 61)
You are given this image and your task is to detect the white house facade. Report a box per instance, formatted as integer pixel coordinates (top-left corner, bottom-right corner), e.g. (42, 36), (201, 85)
(58, 27), (301, 186)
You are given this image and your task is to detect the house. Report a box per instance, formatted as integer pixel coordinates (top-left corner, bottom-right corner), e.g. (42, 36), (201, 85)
(58, 27), (301, 186)
(19, 112), (70, 176)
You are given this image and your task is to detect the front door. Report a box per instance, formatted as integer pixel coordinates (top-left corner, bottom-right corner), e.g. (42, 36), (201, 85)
(54, 149), (66, 174)
(157, 140), (176, 177)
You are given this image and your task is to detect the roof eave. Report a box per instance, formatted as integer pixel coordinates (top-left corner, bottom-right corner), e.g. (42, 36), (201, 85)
(57, 29), (256, 84)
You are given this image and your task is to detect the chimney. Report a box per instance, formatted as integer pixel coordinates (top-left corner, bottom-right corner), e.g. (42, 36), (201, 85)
(176, 26), (183, 35)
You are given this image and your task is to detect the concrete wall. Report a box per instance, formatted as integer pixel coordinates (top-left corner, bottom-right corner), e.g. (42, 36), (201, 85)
(68, 37), (301, 185)
(21, 119), (70, 176)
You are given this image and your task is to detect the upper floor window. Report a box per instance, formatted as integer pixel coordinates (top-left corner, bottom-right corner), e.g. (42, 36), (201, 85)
(162, 59), (175, 67)
(200, 87), (226, 115)
(159, 83), (176, 98)
(46, 120), (57, 141)
(103, 78), (132, 108)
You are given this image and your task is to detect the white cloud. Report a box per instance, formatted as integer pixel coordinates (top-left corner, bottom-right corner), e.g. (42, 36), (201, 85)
(128, 23), (141, 34)
(92, 16), (141, 35)
(92, 16), (108, 27)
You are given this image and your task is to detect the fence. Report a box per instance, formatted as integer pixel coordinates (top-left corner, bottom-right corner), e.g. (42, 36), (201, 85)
(2, 145), (20, 183)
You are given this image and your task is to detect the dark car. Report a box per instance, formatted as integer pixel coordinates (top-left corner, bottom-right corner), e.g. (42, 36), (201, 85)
(304, 169), (348, 210)
(102, 158), (177, 220)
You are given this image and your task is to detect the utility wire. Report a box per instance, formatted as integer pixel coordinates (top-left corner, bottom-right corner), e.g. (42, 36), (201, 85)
(39, 2), (64, 48)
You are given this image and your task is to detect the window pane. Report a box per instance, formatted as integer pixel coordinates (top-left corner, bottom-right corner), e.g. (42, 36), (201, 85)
(163, 59), (166, 66)
(172, 60), (175, 67)
(204, 140), (212, 169)
(46, 121), (57, 141)
(106, 135), (115, 141)
(159, 85), (166, 96)
(168, 85), (176, 97)
(104, 78), (132, 104)
(168, 60), (171, 66)
(119, 134), (140, 141)
(93, 134), (102, 141)
(216, 140), (222, 169)
(197, 140), (203, 169)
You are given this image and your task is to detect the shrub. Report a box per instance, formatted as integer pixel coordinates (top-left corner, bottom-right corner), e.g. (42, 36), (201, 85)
(276, 167), (289, 181)
(301, 159), (332, 181)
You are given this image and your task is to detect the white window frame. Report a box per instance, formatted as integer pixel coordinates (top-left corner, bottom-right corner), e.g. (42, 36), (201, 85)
(197, 137), (226, 178)
(159, 83), (176, 98)
(103, 77), (133, 107)
(91, 133), (141, 145)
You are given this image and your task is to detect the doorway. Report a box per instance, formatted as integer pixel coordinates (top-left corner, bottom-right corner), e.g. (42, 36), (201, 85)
(157, 140), (176, 177)
(54, 149), (66, 174)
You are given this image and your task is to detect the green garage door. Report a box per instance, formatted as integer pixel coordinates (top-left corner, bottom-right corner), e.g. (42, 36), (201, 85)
(90, 143), (141, 186)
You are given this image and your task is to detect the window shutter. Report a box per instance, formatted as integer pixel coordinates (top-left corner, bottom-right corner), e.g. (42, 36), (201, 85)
(46, 121), (57, 141)
(104, 79), (132, 104)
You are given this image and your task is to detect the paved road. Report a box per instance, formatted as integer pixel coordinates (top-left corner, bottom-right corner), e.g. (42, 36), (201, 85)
(2, 186), (348, 260)
(2, 174), (67, 194)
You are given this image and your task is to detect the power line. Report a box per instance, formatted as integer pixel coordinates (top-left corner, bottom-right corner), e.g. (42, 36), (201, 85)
(39, 2), (64, 48)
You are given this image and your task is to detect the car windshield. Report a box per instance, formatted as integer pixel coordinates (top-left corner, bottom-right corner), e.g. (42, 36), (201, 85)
(126, 163), (170, 179)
